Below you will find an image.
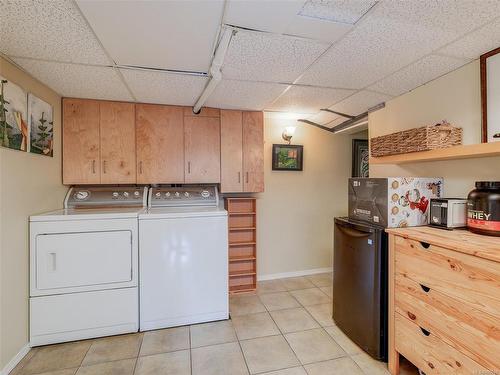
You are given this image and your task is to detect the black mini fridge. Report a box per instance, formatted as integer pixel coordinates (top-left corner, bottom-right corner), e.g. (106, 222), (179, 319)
(333, 217), (388, 361)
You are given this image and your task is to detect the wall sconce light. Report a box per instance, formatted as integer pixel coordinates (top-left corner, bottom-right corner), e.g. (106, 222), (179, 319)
(282, 126), (296, 144)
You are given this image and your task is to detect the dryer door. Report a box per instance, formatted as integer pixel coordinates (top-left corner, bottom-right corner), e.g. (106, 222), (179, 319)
(35, 230), (132, 294)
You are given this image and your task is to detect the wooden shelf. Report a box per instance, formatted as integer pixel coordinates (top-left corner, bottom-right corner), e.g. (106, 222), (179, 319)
(370, 142), (500, 165)
(229, 255), (257, 262)
(229, 285), (256, 294)
(229, 270), (257, 277)
(226, 197), (257, 294)
(229, 241), (256, 246)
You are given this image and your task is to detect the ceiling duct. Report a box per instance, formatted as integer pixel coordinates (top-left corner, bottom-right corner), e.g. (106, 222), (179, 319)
(192, 26), (235, 114)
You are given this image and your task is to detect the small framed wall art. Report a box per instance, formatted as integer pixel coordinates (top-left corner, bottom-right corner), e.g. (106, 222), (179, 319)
(28, 93), (54, 156)
(480, 46), (500, 143)
(0, 76), (28, 151)
(272, 144), (303, 171)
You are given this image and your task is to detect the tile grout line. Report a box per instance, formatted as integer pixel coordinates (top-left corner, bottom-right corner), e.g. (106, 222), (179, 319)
(132, 332), (145, 374)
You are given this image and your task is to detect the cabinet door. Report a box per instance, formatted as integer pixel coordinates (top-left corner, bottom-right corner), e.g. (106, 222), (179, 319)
(184, 116), (221, 183)
(63, 99), (100, 184)
(243, 111), (264, 192)
(100, 101), (136, 184)
(220, 110), (243, 193)
(136, 104), (184, 184)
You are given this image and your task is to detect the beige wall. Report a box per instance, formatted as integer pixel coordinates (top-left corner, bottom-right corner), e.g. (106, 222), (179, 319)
(255, 117), (366, 278)
(369, 60), (500, 196)
(0, 57), (66, 369)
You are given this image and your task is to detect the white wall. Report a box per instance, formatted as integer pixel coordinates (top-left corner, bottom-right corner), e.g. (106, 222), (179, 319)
(369, 60), (500, 196)
(255, 117), (366, 278)
(0, 57), (67, 370)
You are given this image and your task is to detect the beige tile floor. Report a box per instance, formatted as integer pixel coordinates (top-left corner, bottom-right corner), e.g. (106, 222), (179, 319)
(12, 274), (419, 375)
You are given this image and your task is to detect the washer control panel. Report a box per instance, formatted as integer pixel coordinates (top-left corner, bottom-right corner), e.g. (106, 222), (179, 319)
(65, 186), (148, 208)
(149, 185), (218, 207)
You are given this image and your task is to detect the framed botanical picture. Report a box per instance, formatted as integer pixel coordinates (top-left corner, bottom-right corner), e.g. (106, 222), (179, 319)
(352, 139), (369, 177)
(0, 76), (28, 152)
(28, 93), (54, 156)
(480, 46), (500, 143)
(272, 144), (303, 171)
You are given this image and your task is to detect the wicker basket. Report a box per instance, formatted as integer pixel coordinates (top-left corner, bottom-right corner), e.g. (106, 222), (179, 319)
(370, 122), (462, 157)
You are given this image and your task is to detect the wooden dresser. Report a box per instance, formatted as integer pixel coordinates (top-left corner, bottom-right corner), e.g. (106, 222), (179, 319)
(386, 226), (500, 375)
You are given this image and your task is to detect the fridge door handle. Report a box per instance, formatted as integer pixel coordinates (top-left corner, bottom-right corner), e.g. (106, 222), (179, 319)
(337, 225), (372, 238)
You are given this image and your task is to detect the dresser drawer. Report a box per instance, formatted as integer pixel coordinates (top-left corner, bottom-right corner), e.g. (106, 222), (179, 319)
(394, 313), (490, 374)
(394, 236), (500, 319)
(395, 273), (500, 370)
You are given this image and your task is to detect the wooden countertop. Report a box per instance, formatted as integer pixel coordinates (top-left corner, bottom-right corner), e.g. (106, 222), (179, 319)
(386, 226), (500, 263)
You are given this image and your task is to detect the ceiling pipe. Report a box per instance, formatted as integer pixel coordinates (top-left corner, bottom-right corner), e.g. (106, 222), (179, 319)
(193, 26), (235, 114)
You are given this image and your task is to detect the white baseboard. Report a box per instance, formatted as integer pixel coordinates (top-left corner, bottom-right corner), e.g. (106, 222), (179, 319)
(258, 267), (332, 281)
(1, 344), (31, 375)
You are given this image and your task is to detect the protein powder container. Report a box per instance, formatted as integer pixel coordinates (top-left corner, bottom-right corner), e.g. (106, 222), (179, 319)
(467, 181), (500, 236)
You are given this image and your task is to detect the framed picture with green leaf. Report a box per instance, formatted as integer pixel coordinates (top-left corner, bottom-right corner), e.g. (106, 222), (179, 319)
(0, 76), (28, 152)
(272, 144), (303, 171)
(28, 93), (53, 156)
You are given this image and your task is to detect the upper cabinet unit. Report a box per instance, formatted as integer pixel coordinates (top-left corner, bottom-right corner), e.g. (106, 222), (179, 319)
(63, 99), (263, 188)
(184, 115), (221, 183)
(63, 99), (136, 185)
(136, 104), (184, 184)
(220, 110), (264, 193)
(100, 101), (136, 184)
(63, 99), (101, 185)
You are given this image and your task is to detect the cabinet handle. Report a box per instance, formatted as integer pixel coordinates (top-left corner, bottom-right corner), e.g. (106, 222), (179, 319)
(188, 161), (191, 174)
(92, 160), (96, 174)
(419, 241), (431, 249)
(103, 160), (107, 174)
(49, 252), (57, 272)
(139, 161), (143, 174)
(238, 172), (241, 183)
(246, 172), (249, 183)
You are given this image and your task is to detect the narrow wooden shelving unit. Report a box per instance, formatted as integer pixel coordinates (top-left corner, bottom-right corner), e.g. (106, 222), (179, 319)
(225, 197), (257, 294)
(370, 141), (500, 165)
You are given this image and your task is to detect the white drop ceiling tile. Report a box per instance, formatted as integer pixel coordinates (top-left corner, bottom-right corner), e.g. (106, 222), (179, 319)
(368, 54), (470, 96)
(76, 0), (224, 72)
(223, 30), (329, 83)
(267, 85), (354, 114)
(285, 15), (352, 43)
(205, 80), (288, 111)
(297, 2), (463, 89)
(0, 0), (110, 65)
(439, 17), (500, 59)
(121, 69), (207, 106)
(329, 90), (391, 116)
(380, 0), (500, 35)
(299, 0), (377, 24)
(12, 58), (133, 101)
(323, 117), (345, 129)
(224, 0), (306, 34)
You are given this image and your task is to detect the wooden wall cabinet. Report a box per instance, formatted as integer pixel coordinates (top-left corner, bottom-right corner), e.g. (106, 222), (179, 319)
(63, 99), (136, 185)
(220, 110), (264, 193)
(100, 101), (136, 184)
(136, 104), (185, 184)
(63, 99), (261, 187)
(63, 99), (100, 184)
(184, 116), (221, 183)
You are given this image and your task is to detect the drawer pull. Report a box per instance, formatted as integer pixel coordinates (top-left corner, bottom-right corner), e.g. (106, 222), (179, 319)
(420, 327), (431, 336)
(420, 284), (431, 293)
(419, 241), (431, 249)
(407, 311), (416, 320)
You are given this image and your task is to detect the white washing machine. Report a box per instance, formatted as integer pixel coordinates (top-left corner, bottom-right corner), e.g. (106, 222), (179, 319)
(139, 185), (228, 331)
(29, 186), (147, 346)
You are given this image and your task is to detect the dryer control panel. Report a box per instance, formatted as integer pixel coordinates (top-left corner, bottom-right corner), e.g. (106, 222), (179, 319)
(149, 185), (218, 207)
(65, 186), (148, 208)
